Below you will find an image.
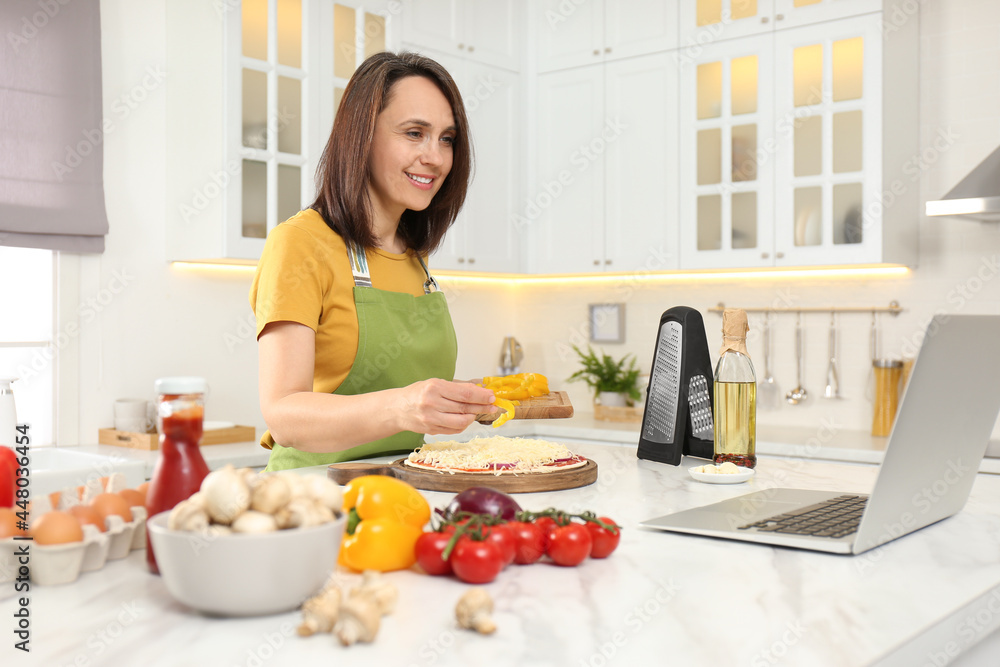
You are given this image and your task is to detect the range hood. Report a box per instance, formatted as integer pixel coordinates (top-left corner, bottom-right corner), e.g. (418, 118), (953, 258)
(925, 145), (1000, 221)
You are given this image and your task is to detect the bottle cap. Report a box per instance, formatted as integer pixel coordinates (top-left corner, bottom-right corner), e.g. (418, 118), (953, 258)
(720, 308), (750, 356)
(155, 377), (208, 395)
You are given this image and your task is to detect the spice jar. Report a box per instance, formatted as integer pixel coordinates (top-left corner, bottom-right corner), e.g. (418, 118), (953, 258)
(145, 377), (210, 574)
(871, 360), (903, 437)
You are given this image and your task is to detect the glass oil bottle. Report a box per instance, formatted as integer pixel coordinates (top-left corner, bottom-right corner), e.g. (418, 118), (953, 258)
(713, 309), (757, 468)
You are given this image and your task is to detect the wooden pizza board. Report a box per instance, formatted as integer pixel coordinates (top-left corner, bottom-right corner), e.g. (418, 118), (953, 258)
(474, 391), (574, 425)
(328, 457), (597, 494)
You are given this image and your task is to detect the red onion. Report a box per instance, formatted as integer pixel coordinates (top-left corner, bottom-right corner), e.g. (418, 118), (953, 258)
(445, 487), (522, 521)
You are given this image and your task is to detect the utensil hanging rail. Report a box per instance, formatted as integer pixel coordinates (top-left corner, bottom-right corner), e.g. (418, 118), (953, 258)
(707, 301), (903, 316)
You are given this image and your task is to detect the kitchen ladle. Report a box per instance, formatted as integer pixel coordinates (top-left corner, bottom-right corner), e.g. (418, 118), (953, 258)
(823, 313), (842, 399)
(758, 313), (780, 409)
(786, 314), (808, 405)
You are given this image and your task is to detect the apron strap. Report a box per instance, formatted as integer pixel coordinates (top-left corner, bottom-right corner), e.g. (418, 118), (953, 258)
(347, 243), (373, 288)
(347, 243), (440, 295)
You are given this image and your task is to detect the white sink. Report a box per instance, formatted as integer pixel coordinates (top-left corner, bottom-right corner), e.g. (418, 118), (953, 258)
(31, 448), (146, 498)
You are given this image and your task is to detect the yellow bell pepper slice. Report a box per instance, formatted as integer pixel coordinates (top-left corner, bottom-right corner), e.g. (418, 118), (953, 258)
(491, 397), (518, 428)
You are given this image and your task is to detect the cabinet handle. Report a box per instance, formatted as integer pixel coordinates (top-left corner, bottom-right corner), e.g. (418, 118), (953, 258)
(776, 13), (784, 21)
(458, 257), (465, 263)
(776, 252), (785, 259)
(593, 259), (600, 265)
(761, 16), (769, 23)
(604, 259), (612, 265)
(604, 47), (611, 53)
(467, 45), (475, 52)
(468, 257), (475, 264)
(593, 49), (600, 56)
(458, 43), (465, 50)
(761, 252), (769, 259)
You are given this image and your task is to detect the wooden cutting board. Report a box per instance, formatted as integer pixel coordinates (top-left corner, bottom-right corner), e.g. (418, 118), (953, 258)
(474, 391), (574, 425)
(327, 457), (597, 494)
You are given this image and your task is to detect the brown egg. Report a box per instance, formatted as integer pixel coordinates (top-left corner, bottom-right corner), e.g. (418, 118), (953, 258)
(0, 508), (26, 538)
(30, 511), (84, 545)
(118, 488), (145, 509)
(48, 491), (61, 508)
(90, 493), (133, 523)
(68, 505), (105, 533)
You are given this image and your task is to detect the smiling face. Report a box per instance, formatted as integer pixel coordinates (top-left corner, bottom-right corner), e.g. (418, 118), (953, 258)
(367, 76), (456, 239)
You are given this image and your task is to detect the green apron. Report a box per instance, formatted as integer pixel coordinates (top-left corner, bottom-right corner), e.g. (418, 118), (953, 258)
(264, 242), (458, 471)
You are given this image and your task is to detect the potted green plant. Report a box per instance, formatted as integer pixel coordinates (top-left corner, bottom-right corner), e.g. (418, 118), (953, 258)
(567, 345), (642, 408)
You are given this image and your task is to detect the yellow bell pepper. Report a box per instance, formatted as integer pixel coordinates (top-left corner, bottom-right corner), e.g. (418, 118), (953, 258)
(339, 475), (430, 572)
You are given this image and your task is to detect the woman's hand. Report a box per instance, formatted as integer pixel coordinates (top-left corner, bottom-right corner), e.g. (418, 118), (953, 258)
(393, 378), (498, 435)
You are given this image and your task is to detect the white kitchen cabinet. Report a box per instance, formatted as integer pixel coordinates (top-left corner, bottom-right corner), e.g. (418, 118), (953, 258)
(530, 54), (678, 274)
(165, 0), (398, 263)
(401, 0), (522, 72)
(530, 66), (605, 274)
(415, 48), (521, 273)
(678, 9), (918, 269)
(679, 0), (880, 48)
(536, 0), (678, 73)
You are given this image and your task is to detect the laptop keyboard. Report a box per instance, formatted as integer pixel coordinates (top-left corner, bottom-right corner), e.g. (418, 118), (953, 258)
(738, 494), (869, 538)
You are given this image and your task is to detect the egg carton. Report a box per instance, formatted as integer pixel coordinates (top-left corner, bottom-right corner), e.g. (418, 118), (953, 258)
(22, 475), (150, 586)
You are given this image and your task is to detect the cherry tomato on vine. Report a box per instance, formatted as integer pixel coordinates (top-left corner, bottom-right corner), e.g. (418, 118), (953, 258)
(547, 523), (592, 567)
(584, 517), (621, 559)
(414, 531), (453, 576)
(450, 535), (505, 584)
(484, 523), (517, 566)
(507, 521), (546, 565)
(533, 516), (557, 550)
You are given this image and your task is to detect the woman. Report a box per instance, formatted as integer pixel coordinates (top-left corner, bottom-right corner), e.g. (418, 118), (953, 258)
(250, 52), (496, 471)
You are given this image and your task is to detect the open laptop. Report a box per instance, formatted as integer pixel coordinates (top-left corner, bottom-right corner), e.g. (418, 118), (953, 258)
(641, 315), (1000, 555)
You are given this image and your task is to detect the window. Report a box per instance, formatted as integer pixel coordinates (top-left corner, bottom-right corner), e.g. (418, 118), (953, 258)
(0, 247), (55, 445)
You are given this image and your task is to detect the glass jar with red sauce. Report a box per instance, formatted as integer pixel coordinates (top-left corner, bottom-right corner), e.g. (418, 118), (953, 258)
(145, 377), (210, 574)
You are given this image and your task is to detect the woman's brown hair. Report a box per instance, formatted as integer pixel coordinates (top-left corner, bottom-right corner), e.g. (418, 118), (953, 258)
(310, 52), (472, 255)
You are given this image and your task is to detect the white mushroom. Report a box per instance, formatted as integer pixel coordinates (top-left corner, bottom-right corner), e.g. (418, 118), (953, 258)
(278, 471), (308, 500)
(455, 588), (497, 635)
(231, 510), (278, 534)
(335, 594), (381, 646)
(349, 570), (398, 616)
(201, 465), (251, 525)
(303, 476), (344, 515)
(297, 585), (342, 636)
(168, 497), (210, 532)
(275, 497), (330, 529)
(251, 474), (291, 515)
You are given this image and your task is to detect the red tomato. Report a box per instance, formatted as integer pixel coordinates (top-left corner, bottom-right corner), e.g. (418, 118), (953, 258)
(414, 531), (453, 576)
(584, 517), (621, 559)
(450, 536), (504, 584)
(547, 523), (593, 567)
(507, 521), (546, 565)
(484, 523), (516, 566)
(533, 516), (557, 550)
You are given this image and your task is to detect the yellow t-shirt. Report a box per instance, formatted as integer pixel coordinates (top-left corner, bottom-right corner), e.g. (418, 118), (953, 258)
(249, 209), (428, 448)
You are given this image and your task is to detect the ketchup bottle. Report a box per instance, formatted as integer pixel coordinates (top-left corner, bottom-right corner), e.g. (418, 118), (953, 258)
(145, 377), (210, 574)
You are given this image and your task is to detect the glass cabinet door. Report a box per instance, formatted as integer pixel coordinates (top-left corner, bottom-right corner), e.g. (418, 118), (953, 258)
(680, 0), (775, 46)
(237, 0), (307, 243)
(773, 16), (880, 265)
(679, 36), (774, 269)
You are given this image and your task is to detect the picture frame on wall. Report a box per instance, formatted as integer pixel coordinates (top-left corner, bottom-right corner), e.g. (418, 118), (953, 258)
(589, 303), (625, 344)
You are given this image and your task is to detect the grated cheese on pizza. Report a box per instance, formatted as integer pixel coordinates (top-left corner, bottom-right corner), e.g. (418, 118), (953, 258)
(405, 436), (586, 475)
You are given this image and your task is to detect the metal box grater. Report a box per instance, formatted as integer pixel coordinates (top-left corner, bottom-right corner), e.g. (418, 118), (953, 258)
(637, 306), (716, 465)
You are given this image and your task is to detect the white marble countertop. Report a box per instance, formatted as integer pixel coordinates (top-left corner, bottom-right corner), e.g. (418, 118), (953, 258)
(27, 442), (1000, 666)
(52, 411), (1000, 478)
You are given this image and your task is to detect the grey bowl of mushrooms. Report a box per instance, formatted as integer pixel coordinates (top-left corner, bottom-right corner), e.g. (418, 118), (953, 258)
(147, 466), (346, 616)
